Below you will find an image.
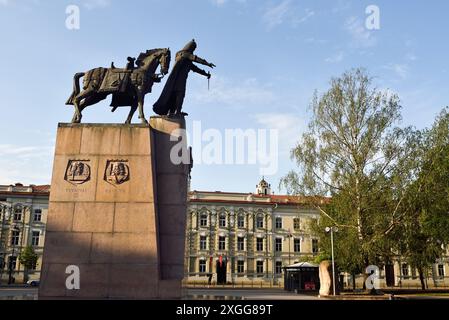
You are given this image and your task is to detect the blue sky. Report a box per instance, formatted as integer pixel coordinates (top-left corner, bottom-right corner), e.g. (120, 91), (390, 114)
(0, 0), (448, 193)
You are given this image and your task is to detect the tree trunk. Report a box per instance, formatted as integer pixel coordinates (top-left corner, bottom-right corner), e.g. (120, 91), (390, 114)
(418, 267), (426, 290)
(23, 268), (29, 284)
(352, 272), (356, 291)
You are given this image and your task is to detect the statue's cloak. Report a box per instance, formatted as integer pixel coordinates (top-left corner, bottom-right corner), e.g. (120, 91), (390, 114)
(153, 52), (192, 115)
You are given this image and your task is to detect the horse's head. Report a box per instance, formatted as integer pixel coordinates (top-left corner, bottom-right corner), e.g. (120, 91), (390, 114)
(159, 48), (171, 75)
(136, 48), (170, 75)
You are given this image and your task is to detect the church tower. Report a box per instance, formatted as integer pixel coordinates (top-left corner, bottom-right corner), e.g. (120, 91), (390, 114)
(256, 177), (271, 195)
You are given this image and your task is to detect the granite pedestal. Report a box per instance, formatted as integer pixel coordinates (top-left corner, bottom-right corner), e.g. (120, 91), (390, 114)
(38, 117), (189, 299)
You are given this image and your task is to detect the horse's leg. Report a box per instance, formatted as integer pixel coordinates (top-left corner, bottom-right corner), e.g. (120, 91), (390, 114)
(137, 91), (148, 124)
(80, 93), (108, 111)
(72, 88), (96, 123)
(125, 104), (138, 124)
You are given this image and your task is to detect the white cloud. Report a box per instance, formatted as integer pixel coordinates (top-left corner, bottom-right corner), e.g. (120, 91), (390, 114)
(385, 63), (409, 80)
(0, 144), (54, 185)
(291, 8), (315, 27)
(191, 75), (275, 107)
(345, 16), (377, 47)
(325, 51), (344, 63)
(210, 0), (247, 6)
(304, 37), (328, 45)
(253, 113), (304, 154)
(83, 0), (110, 10)
(332, 0), (351, 13)
(0, 0), (12, 6)
(405, 53), (417, 62)
(262, 1), (314, 30)
(262, 0), (291, 30)
(211, 0), (227, 5)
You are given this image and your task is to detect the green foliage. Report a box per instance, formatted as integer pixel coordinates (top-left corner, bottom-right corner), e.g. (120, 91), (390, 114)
(281, 68), (425, 274)
(398, 108), (449, 282)
(19, 246), (38, 270)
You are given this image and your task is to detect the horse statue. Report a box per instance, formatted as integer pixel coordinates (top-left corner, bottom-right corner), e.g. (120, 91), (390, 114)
(66, 48), (171, 124)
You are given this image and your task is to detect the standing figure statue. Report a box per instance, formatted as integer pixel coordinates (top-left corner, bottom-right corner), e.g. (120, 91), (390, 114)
(66, 48), (171, 124)
(153, 39), (215, 116)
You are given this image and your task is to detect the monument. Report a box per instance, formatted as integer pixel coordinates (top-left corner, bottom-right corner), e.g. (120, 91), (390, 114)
(39, 41), (214, 299)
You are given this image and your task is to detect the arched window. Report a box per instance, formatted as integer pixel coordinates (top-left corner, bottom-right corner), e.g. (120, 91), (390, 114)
(219, 212), (226, 227)
(199, 212), (208, 227)
(256, 214), (264, 228)
(237, 213), (245, 228)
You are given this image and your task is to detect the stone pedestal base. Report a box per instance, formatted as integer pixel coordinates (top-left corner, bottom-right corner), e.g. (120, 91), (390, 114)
(39, 117), (189, 299)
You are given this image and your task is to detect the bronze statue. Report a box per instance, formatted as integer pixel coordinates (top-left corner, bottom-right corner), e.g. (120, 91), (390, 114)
(66, 48), (171, 124)
(153, 39), (215, 116)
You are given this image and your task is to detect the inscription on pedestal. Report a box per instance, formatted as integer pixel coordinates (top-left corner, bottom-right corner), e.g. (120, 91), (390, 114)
(104, 160), (130, 185)
(64, 160), (91, 184)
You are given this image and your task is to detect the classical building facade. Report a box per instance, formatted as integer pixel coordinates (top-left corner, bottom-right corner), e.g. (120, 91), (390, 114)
(185, 178), (322, 285)
(0, 183), (50, 284)
(185, 178), (449, 288)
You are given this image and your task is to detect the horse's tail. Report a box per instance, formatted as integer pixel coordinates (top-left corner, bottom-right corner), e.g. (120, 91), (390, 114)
(65, 72), (85, 105)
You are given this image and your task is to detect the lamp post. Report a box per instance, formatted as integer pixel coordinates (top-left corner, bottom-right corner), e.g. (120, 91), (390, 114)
(8, 245), (16, 285)
(0, 203), (11, 285)
(285, 229), (293, 265)
(325, 226), (338, 296)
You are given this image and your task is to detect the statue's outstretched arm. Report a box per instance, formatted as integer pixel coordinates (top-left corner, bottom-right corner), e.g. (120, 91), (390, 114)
(191, 64), (210, 78)
(192, 55), (215, 68)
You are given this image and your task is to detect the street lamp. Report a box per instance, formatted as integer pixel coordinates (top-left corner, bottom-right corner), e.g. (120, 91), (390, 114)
(285, 229), (293, 265)
(325, 226), (338, 296)
(8, 246), (16, 285)
(0, 203), (12, 285)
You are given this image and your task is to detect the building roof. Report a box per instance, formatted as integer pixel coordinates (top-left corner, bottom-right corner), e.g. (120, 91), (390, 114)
(189, 190), (330, 206)
(0, 183), (50, 196)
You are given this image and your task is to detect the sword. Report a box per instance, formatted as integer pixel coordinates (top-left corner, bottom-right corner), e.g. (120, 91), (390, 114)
(207, 72), (210, 91)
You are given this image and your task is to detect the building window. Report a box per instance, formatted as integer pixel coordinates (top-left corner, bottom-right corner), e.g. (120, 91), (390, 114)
(237, 237), (244, 251)
(200, 213), (207, 227)
(294, 239), (301, 252)
(31, 231), (40, 246)
(11, 230), (20, 246)
(13, 208), (22, 221)
(218, 236), (226, 250)
(275, 261), (282, 274)
(219, 213), (226, 228)
(256, 261), (264, 274)
(293, 218), (300, 231)
(199, 260), (206, 273)
(256, 214), (264, 228)
(275, 238), (282, 252)
(275, 217), (282, 229)
(237, 214), (244, 228)
(312, 239), (318, 254)
(237, 260), (244, 273)
(199, 236), (207, 250)
(402, 264), (409, 277)
(438, 264), (445, 277)
(33, 209), (42, 222)
(256, 238), (263, 251)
